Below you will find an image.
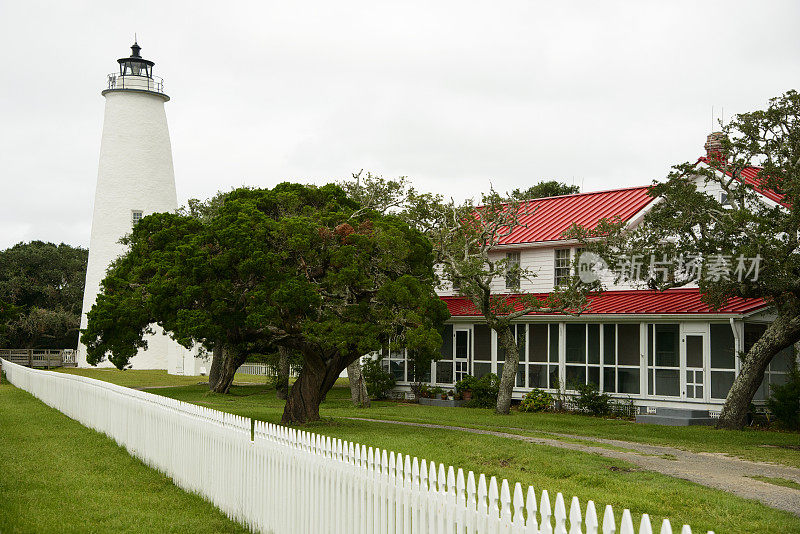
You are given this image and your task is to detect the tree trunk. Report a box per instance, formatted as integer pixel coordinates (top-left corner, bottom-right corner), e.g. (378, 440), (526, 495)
(717, 310), (800, 430)
(209, 347), (243, 394)
(347, 359), (370, 408)
(282, 350), (350, 424)
(495, 325), (520, 415)
(208, 343), (223, 390)
(276, 346), (290, 400)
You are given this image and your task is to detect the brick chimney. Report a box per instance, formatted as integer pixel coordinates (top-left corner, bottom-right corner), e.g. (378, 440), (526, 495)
(704, 131), (726, 161)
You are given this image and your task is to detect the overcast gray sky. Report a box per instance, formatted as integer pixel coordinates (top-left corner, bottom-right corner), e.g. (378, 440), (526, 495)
(1, 0), (798, 250)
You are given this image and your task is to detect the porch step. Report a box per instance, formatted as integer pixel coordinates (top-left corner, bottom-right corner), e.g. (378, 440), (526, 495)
(635, 407), (716, 426)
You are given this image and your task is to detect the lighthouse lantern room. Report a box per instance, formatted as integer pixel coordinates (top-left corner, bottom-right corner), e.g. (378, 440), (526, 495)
(105, 41), (167, 97)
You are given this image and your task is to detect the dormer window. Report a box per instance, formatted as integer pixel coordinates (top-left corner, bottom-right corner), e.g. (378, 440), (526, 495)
(132, 210), (143, 226)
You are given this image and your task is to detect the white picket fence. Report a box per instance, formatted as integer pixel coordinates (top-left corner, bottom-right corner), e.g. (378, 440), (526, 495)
(0, 358), (712, 534)
(238, 362), (300, 378)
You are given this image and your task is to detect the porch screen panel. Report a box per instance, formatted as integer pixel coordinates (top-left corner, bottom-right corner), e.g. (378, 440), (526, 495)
(435, 325), (454, 384)
(710, 323), (736, 399)
(747, 321), (797, 400)
(616, 324), (640, 394)
(565, 324), (586, 388)
(528, 323), (559, 389)
(496, 324), (526, 386)
(473, 324), (492, 379)
(650, 324), (680, 397)
(565, 324), (601, 389)
(387, 348), (406, 381)
(602, 324), (616, 392)
(516, 324), (526, 387)
(528, 324), (549, 388)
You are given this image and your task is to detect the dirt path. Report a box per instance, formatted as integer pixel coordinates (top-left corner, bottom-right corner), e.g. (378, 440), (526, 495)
(346, 417), (800, 516)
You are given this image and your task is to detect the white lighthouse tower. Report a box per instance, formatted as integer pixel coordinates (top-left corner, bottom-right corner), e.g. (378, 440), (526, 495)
(77, 42), (193, 372)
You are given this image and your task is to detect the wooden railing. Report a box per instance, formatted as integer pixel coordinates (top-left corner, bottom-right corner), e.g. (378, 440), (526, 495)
(0, 349), (76, 369)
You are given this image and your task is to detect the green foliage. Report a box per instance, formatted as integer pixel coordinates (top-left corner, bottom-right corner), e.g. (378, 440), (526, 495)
(766, 364), (800, 430)
(574, 383), (612, 416)
(455, 374), (478, 394)
(511, 181), (580, 200)
(411, 382), (430, 398)
(0, 241), (87, 349)
(519, 388), (553, 412)
(362, 358), (396, 399)
(464, 373), (500, 408)
(82, 182), (447, 407)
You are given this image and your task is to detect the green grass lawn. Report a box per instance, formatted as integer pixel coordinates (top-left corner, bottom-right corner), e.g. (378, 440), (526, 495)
(53, 367), (271, 388)
(0, 381), (248, 534)
(57, 368), (800, 467)
(145, 382), (800, 533)
(31, 368), (800, 532)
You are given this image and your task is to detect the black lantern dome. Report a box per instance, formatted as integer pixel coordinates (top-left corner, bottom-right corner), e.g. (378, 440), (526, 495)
(118, 41), (155, 78)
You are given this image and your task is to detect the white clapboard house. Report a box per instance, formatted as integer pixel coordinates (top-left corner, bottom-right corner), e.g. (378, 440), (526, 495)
(379, 135), (797, 424)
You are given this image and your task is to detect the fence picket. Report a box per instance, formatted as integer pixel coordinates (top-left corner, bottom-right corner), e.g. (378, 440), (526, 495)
(0, 358), (708, 534)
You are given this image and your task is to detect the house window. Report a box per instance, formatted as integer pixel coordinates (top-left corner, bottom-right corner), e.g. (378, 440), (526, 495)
(132, 210), (143, 226)
(554, 248), (571, 286)
(505, 252), (521, 289)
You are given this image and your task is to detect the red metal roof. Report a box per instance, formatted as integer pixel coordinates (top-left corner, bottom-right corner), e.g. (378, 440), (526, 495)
(697, 157), (787, 206)
(497, 186), (654, 245)
(442, 289), (767, 317)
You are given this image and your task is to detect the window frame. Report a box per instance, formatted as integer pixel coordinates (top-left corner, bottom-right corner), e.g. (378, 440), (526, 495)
(505, 251), (521, 290)
(131, 209), (144, 227)
(554, 248), (571, 287)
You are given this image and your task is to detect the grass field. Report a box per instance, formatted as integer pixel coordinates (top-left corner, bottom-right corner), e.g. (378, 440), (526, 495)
(0, 381), (248, 534)
(146, 381), (800, 533)
(22, 368), (800, 533)
(54, 367), (272, 388)
(55, 368), (800, 468)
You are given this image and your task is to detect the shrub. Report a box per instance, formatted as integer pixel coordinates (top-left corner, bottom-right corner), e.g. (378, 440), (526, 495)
(464, 373), (499, 408)
(767, 364), (800, 430)
(574, 383), (611, 416)
(455, 375), (478, 394)
(410, 382), (430, 399)
(519, 389), (553, 412)
(361, 358), (396, 400)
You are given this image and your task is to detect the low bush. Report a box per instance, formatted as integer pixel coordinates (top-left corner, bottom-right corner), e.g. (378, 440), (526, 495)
(455, 375), (478, 395)
(361, 358), (396, 400)
(767, 364), (800, 430)
(574, 383), (611, 416)
(410, 382), (430, 399)
(519, 389), (553, 412)
(464, 373), (499, 408)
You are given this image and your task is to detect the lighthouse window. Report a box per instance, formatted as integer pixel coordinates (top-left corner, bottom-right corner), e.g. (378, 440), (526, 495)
(132, 210), (143, 226)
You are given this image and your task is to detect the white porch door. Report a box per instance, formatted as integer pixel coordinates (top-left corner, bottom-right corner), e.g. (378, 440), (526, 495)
(454, 329), (471, 383)
(682, 328), (708, 401)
